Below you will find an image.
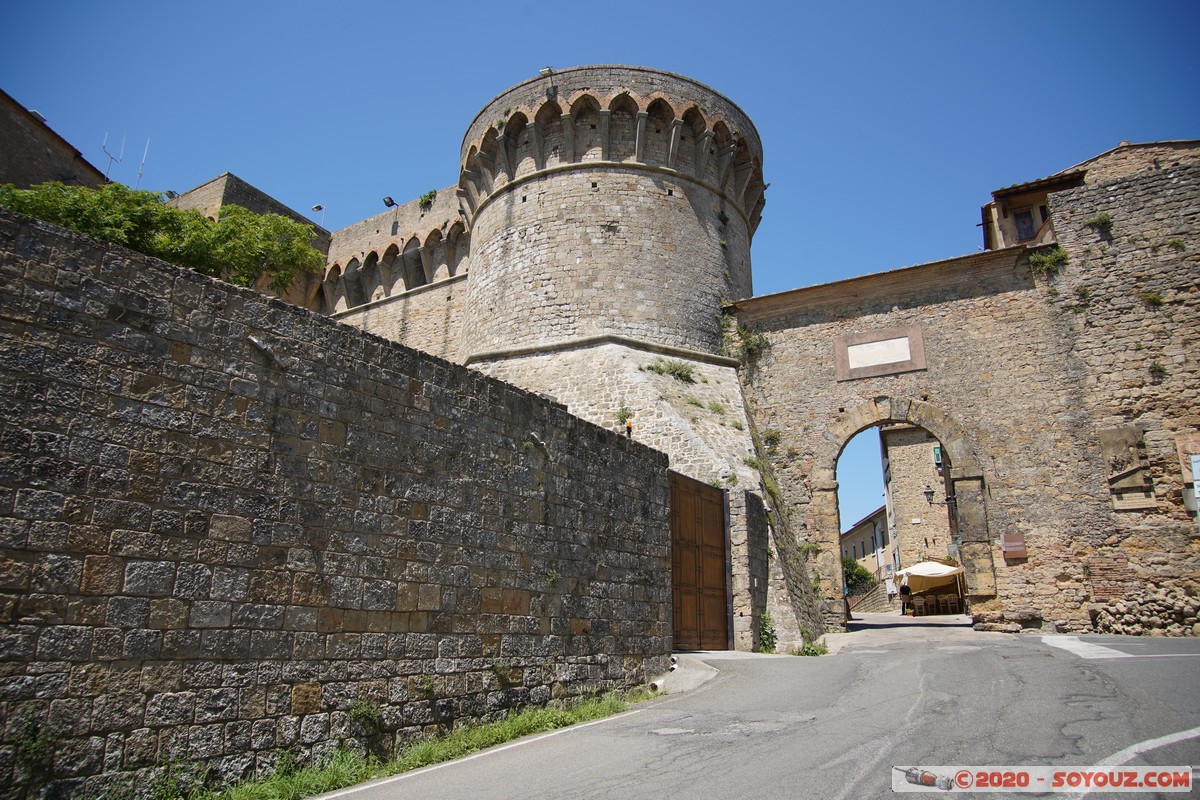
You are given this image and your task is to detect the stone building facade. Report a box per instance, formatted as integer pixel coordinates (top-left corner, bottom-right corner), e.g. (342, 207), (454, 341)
(734, 149), (1199, 636)
(882, 424), (956, 569)
(0, 89), (105, 191)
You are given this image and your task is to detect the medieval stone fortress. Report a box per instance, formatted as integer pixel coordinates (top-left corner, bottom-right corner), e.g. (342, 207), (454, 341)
(0, 65), (1197, 794)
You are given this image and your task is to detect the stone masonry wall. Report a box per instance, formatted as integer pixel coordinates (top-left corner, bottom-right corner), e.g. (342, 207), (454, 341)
(0, 92), (106, 190)
(883, 426), (954, 568)
(334, 275), (466, 363)
(0, 210), (671, 797)
(735, 161), (1199, 634)
(1046, 163), (1200, 633)
(474, 343), (825, 650)
(475, 344), (766, 647)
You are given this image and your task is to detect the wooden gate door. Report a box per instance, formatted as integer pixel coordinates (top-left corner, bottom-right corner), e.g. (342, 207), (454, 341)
(670, 472), (730, 650)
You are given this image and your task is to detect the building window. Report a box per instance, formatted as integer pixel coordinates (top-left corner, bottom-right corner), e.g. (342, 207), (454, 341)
(1014, 208), (1036, 241)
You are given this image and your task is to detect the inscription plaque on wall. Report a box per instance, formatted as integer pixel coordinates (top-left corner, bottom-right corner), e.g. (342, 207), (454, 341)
(1100, 426), (1156, 511)
(835, 325), (926, 381)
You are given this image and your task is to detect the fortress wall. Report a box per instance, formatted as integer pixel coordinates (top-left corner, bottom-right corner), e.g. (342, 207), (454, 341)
(325, 188), (462, 272)
(0, 210), (671, 797)
(458, 66), (761, 365)
(736, 163), (1200, 633)
(1047, 163), (1200, 632)
(1071, 142), (1200, 187)
(462, 169), (749, 358)
(473, 343), (813, 650)
(333, 274), (466, 363)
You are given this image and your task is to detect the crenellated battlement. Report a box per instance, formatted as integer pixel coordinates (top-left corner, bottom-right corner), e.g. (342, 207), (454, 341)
(458, 66), (766, 235)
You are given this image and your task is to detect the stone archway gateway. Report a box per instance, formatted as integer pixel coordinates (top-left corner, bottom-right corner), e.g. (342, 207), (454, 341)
(814, 396), (996, 617)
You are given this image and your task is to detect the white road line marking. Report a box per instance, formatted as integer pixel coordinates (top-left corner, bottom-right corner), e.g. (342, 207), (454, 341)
(316, 708), (646, 799)
(1042, 636), (1200, 659)
(1067, 725), (1200, 799)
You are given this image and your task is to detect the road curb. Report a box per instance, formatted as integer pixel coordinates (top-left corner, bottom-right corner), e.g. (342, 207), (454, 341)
(649, 653), (720, 694)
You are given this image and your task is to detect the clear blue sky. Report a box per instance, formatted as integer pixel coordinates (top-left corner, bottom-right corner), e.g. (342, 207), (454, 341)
(3, 1), (1197, 530)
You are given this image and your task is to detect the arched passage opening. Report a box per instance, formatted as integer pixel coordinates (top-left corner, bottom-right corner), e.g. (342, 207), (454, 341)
(814, 396), (996, 626)
(836, 424), (964, 618)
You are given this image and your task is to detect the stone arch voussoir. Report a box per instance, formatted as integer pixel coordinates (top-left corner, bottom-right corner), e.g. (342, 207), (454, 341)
(816, 395), (994, 626)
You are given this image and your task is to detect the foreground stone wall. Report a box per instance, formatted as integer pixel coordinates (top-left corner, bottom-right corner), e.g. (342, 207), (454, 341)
(735, 161), (1200, 634)
(0, 210), (671, 797)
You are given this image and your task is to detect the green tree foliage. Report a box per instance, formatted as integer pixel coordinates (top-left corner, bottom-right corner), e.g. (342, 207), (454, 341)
(0, 182), (324, 291)
(843, 554), (877, 595)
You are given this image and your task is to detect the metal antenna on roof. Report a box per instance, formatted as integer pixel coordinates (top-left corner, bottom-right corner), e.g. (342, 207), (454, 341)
(101, 132), (125, 179)
(135, 139), (150, 189)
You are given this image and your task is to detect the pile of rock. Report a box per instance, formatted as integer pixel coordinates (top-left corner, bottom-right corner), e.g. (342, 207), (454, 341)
(1089, 586), (1200, 636)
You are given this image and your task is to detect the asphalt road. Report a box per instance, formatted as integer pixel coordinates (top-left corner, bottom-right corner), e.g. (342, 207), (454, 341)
(319, 615), (1200, 800)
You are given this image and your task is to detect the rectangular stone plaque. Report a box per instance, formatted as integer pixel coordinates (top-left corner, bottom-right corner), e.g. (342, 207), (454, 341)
(846, 337), (911, 370)
(835, 324), (926, 381)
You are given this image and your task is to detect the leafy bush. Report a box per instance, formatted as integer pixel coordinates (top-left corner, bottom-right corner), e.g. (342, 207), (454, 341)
(0, 182), (323, 290)
(843, 554), (876, 595)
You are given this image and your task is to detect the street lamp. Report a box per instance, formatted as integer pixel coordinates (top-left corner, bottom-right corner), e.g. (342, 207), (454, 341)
(923, 484), (956, 506)
(311, 204), (326, 226)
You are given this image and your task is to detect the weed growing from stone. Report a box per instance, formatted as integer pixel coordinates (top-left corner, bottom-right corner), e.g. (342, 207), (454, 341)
(790, 641), (829, 656)
(1082, 212), (1113, 236)
(644, 358), (696, 383)
(1028, 245), (1068, 275)
(177, 692), (654, 800)
(707, 400), (726, 415)
(14, 719), (56, 779)
(1167, 239), (1186, 252)
(1137, 290), (1164, 307)
(1149, 361), (1168, 380)
(756, 610), (777, 653)
(347, 699), (382, 734)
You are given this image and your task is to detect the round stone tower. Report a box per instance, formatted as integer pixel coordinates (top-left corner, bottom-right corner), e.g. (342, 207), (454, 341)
(455, 67), (774, 651)
(456, 65), (765, 362)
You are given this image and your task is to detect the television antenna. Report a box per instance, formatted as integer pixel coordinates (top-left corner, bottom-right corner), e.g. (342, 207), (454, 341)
(101, 132), (125, 178)
(135, 139), (150, 188)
